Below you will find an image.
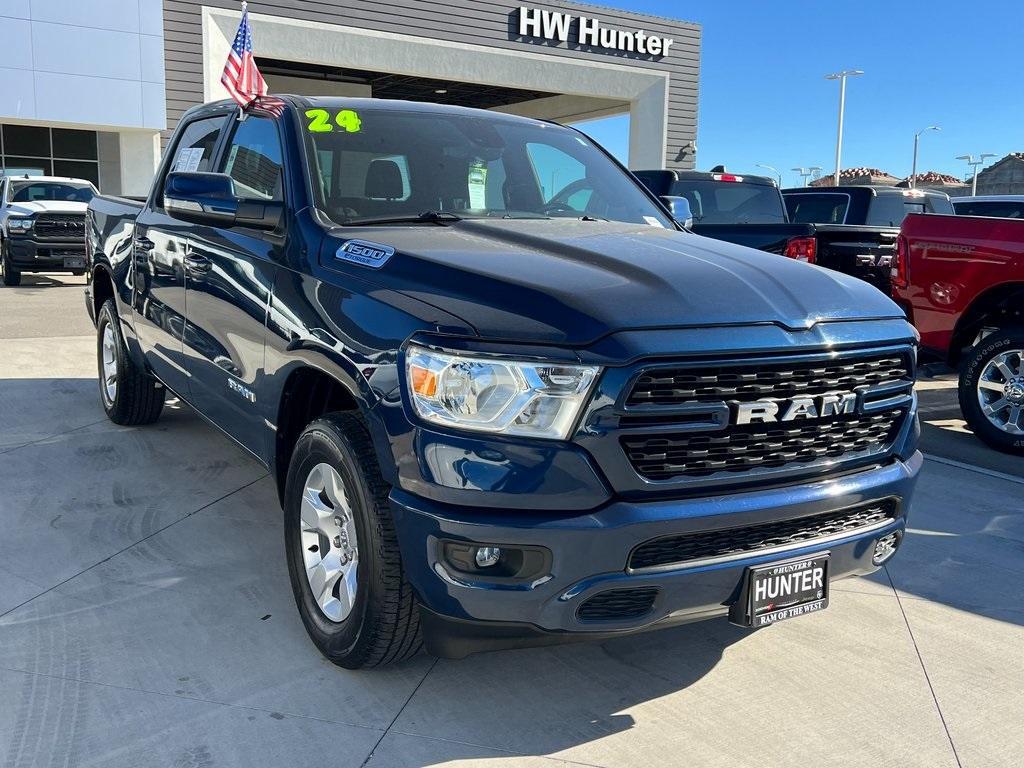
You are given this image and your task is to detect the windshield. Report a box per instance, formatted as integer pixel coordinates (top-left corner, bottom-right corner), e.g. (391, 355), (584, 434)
(785, 193), (850, 224)
(668, 180), (785, 224)
(9, 181), (95, 204)
(302, 106), (673, 228)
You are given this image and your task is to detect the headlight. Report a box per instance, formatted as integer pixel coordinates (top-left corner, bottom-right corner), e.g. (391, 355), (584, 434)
(8, 218), (33, 231)
(405, 345), (600, 439)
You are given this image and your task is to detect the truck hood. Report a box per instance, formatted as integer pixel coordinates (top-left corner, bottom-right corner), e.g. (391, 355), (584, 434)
(6, 201), (89, 216)
(331, 219), (905, 346)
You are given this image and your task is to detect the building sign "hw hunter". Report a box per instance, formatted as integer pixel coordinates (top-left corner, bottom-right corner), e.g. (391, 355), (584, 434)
(516, 6), (675, 57)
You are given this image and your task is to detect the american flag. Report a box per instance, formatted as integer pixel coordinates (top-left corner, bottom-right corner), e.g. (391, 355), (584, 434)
(221, 3), (268, 109)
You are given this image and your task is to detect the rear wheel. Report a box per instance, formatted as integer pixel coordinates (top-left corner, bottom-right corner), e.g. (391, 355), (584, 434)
(96, 299), (165, 425)
(284, 413), (421, 668)
(958, 327), (1024, 454)
(1, 241), (21, 286)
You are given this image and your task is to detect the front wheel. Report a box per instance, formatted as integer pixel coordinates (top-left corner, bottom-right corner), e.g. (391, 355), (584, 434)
(1, 241), (21, 286)
(284, 413), (421, 668)
(958, 327), (1024, 454)
(96, 299), (165, 425)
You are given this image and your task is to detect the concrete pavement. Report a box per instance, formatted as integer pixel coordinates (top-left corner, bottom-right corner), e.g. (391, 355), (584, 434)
(1, 275), (1021, 767)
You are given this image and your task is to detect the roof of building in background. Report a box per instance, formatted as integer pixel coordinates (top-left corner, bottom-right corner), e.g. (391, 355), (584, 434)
(897, 171), (964, 188)
(809, 167), (902, 186)
(980, 152), (1024, 173)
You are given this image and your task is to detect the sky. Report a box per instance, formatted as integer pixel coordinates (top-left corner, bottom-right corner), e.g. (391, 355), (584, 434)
(576, 0), (1023, 187)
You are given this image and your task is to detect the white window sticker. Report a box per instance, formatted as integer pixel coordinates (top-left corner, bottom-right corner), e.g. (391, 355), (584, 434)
(643, 216), (665, 228)
(174, 147), (204, 173)
(468, 162), (488, 210)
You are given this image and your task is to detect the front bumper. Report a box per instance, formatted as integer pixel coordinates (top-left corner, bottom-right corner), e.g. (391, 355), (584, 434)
(391, 451), (922, 658)
(7, 237), (86, 271)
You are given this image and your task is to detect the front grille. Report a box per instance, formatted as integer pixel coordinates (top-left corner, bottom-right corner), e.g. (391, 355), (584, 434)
(578, 587), (659, 621)
(623, 410), (902, 481)
(627, 354), (909, 406)
(629, 501), (897, 571)
(34, 214), (86, 239)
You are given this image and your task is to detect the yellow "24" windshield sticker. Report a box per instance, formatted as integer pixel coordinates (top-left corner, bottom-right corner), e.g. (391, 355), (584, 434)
(305, 109), (362, 133)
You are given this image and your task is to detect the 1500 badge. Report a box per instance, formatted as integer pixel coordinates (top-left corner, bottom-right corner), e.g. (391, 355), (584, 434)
(336, 239), (395, 269)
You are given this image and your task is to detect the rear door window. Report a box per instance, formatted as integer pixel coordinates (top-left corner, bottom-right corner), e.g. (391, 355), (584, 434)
(670, 180), (785, 224)
(158, 115), (226, 207)
(784, 193), (850, 224)
(168, 117), (224, 174)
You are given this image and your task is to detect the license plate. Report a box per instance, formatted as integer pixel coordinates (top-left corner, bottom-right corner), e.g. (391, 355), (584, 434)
(736, 554), (829, 627)
(63, 256), (85, 269)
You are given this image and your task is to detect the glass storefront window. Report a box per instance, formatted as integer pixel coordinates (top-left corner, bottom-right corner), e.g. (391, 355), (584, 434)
(1, 123), (99, 187)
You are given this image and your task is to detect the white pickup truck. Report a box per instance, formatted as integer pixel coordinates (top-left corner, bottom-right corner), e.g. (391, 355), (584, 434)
(0, 175), (96, 286)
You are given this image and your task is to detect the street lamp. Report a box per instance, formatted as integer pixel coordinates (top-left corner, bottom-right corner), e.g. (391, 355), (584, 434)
(956, 153), (997, 196)
(825, 70), (863, 185)
(791, 167), (822, 187)
(756, 164), (782, 187)
(911, 126), (941, 188)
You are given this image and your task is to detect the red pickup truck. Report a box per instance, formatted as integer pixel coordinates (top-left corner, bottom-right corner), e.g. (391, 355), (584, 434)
(893, 213), (1024, 453)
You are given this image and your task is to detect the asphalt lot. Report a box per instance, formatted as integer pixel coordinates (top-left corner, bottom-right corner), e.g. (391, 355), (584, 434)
(1, 274), (1021, 768)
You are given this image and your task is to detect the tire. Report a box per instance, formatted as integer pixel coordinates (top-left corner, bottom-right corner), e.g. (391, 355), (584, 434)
(284, 412), (422, 669)
(96, 299), (165, 425)
(958, 326), (1024, 454)
(1, 241), (21, 286)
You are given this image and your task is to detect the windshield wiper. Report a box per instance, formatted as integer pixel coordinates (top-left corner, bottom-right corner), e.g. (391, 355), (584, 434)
(342, 210), (463, 226)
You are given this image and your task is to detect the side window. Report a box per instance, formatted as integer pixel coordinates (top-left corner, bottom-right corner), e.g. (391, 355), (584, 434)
(169, 117), (224, 175)
(866, 195), (906, 226)
(220, 117), (284, 201)
(526, 143), (586, 202)
(159, 116), (225, 207)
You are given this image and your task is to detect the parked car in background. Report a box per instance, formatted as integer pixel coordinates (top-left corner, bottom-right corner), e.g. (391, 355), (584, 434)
(0, 174), (95, 286)
(893, 212), (1024, 453)
(952, 195), (1024, 219)
(632, 170), (951, 293)
(781, 186), (954, 293)
(86, 97), (921, 667)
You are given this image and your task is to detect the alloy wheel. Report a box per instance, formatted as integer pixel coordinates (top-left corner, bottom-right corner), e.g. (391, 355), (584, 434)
(101, 323), (118, 405)
(299, 462), (360, 622)
(976, 349), (1024, 435)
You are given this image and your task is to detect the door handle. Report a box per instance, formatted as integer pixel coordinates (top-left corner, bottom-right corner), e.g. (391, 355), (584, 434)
(184, 253), (212, 274)
(133, 237), (155, 255)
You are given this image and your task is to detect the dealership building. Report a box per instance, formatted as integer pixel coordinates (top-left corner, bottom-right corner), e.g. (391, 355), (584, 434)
(0, 1), (700, 196)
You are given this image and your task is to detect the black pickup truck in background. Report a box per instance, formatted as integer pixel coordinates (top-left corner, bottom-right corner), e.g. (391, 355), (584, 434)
(633, 169), (953, 294)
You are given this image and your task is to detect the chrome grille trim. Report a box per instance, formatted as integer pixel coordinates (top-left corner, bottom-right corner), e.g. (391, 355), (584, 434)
(617, 348), (914, 485)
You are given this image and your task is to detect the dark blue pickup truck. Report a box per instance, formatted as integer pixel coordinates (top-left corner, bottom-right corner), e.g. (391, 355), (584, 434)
(86, 97), (921, 668)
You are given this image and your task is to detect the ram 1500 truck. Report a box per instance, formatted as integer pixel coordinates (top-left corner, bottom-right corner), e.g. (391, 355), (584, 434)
(893, 212), (1024, 453)
(1, 175), (96, 286)
(633, 170), (952, 294)
(86, 97), (921, 668)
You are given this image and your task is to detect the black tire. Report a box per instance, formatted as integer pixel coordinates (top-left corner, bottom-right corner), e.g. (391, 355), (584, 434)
(1, 241), (21, 286)
(958, 326), (1024, 454)
(284, 412), (422, 669)
(96, 299), (165, 425)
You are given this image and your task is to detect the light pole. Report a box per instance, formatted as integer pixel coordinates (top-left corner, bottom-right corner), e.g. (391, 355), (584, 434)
(791, 167), (822, 187)
(756, 164), (782, 187)
(956, 153), (997, 196)
(911, 126), (941, 188)
(825, 70), (863, 185)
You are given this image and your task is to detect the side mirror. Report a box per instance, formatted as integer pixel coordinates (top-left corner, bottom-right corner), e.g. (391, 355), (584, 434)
(660, 195), (693, 229)
(164, 172), (282, 230)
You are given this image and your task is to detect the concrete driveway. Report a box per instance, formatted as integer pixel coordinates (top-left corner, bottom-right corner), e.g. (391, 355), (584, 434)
(1, 275), (1021, 767)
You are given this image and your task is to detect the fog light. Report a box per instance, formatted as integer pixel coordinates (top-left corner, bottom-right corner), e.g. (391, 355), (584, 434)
(872, 532), (900, 565)
(474, 546), (502, 568)
(440, 541), (552, 582)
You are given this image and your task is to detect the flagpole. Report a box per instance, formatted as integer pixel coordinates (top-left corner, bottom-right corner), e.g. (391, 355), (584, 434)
(237, 0), (249, 120)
